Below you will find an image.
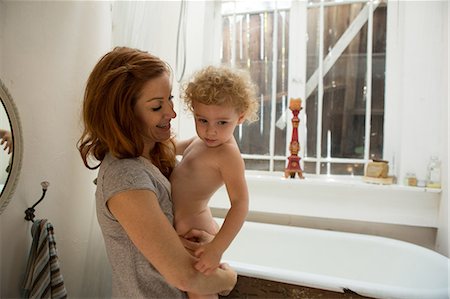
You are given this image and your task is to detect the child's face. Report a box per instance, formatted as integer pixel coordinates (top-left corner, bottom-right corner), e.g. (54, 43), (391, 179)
(192, 101), (244, 148)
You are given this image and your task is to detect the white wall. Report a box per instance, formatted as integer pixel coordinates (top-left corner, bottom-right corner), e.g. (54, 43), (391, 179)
(385, 1), (447, 183)
(110, 1), (216, 141)
(0, 1), (111, 297)
(0, 0), (3, 75)
(0, 1), (7, 185)
(435, 0), (449, 257)
(0, 0), (448, 298)
(0, 1), (212, 297)
(384, 0), (448, 256)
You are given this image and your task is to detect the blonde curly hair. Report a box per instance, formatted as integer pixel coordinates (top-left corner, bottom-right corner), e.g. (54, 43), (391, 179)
(181, 66), (259, 122)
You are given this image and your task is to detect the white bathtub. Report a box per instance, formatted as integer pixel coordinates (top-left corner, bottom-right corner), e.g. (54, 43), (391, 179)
(215, 218), (449, 299)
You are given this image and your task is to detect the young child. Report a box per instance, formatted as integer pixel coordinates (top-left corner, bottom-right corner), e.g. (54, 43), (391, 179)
(171, 66), (259, 281)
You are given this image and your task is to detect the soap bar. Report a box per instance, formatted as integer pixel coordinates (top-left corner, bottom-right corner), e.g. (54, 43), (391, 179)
(365, 161), (388, 178)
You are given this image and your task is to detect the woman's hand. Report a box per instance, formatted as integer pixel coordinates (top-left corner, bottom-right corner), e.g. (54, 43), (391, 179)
(217, 263), (237, 296)
(180, 228), (237, 294)
(194, 243), (221, 275)
(179, 228), (215, 255)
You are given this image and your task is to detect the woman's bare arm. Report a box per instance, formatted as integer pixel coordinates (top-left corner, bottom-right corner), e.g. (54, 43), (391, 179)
(108, 189), (237, 295)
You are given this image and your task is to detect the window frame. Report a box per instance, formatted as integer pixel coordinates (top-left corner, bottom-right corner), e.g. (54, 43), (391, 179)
(216, 0), (387, 176)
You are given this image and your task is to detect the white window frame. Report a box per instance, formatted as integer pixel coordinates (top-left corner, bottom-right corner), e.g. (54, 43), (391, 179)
(217, 0), (385, 175)
(303, 0), (380, 175)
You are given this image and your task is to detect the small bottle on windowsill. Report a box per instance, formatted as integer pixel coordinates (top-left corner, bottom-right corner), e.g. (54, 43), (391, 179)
(426, 156), (441, 189)
(404, 172), (417, 187)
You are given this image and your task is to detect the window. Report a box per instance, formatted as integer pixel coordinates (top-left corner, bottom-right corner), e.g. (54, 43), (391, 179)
(219, 0), (387, 176)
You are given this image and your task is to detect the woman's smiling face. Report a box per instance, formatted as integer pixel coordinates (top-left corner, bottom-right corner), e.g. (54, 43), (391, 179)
(133, 73), (176, 151)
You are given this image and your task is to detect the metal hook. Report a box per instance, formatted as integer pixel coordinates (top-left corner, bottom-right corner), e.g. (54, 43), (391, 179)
(24, 181), (50, 222)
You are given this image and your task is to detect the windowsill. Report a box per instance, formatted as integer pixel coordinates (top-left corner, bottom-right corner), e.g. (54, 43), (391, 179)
(243, 171), (442, 193)
(209, 171), (442, 228)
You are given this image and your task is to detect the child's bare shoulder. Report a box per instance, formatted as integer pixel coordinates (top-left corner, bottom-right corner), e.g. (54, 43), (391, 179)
(216, 141), (243, 165)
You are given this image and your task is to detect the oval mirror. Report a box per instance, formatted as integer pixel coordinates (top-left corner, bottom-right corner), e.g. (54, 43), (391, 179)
(0, 79), (23, 215)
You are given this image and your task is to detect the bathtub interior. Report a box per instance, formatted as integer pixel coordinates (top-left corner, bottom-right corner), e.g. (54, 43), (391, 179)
(216, 218), (449, 299)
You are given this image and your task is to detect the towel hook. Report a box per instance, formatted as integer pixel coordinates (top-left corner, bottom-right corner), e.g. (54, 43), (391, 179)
(24, 181), (50, 222)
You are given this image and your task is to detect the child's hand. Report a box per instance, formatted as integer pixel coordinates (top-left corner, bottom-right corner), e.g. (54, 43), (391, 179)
(194, 244), (222, 275)
(180, 229), (215, 255)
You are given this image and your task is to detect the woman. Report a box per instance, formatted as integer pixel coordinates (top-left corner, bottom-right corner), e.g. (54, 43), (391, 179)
(78, 47), (236, 298)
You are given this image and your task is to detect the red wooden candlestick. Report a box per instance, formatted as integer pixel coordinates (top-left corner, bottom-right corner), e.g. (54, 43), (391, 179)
(285, 98), (304, 179)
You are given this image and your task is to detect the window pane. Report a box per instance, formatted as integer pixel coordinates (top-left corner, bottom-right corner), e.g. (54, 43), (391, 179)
(320, 162), (365, 176)
(221, 2), (291, 165)
(323, 4), (366, 159)
(305, 7), (319, 158)
(324, 24), (368, 159)
(274, 11), (289, 156)
(222, 17), (232, 62)
(245, 158), (290, 172)
(303, 161), (316, 174)
(306, 7), (320, 80)
(244, 159), (269, 171)
(305, 2), (386, 173)
(305, 161), (365, 176)
(305, 93), (318, 158)
(307, 4), (369, 160)
(274, 160), (287, 172)
(234, 12), (273, 155)
(370, 3), (387, 160)
(221, 1), (386, 175)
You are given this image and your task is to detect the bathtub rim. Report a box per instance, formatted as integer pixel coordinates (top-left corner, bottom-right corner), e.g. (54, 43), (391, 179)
(225, 260), (448, 299)
(216, 218), (450, 299)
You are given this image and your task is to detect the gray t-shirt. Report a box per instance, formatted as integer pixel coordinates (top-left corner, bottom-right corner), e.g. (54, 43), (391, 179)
(96, 153), (186, 299)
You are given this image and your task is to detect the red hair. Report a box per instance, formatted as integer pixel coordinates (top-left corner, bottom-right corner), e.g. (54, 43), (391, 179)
(77, 47), (176, 178)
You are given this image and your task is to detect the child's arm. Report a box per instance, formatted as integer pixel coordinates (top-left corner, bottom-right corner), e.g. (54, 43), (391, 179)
(175, 136), (196, 155)
(195, 146), (249, 275)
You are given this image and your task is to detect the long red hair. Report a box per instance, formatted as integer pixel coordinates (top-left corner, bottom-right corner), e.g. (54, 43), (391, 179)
(77, 47), (176, 178)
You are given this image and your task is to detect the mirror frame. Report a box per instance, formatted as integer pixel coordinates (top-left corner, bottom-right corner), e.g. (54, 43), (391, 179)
(0, 79), (23, 215)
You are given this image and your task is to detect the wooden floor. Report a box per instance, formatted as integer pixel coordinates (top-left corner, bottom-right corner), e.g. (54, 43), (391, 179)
(221, 276), (374, 299)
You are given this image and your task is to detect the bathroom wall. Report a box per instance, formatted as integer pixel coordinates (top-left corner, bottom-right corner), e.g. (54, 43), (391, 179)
(0, 1), (3, 74)
(0, 1), (6, 184)
(400, 1), (449, 256)
(0, 2), (112, 297)
(0, 1), (210, 297)
(435, 0), (449, 256)
(0, 1), (448, 298)
(437, 133), (449, 253)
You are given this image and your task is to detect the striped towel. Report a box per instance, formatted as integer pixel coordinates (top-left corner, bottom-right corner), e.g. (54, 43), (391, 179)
(22, 219), (67, 298)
